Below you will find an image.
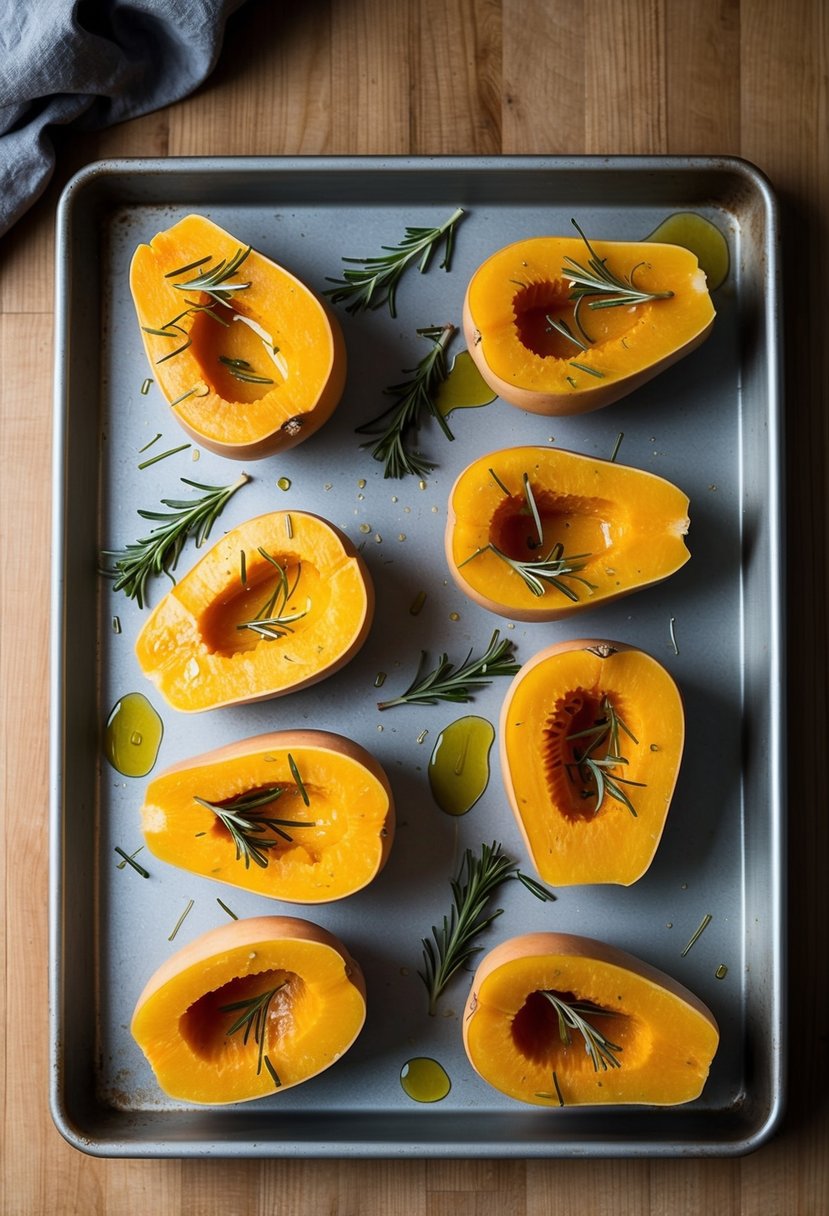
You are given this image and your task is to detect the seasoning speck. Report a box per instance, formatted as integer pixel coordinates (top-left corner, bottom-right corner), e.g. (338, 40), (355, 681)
(449, 611), (460, 622)
(112, 616), (122, 634)
(359, 523), (371, 534)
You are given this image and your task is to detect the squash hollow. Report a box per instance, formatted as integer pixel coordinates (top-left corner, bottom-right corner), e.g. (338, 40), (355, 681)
(141, 730), (394, 902)
(135, 510), (374, 711)
(500, 639), (684, 886)
(130, 214), (346, 459)
(462, 932), (719, 1106)
(131, 915), (366, 1104)
(463, 234), (714, 415)
(445, 446), (690, 621)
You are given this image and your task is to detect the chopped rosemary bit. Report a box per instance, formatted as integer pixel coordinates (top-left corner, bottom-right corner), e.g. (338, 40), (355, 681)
(240, 549), (247, 587)
(669, 615), (679, 655)
(220, 983), (287, 1077)
(218, 355), (274, 385)
(288, 754), (310, 806)
(217, 898), (238, 920)
(111, 615), (122, 634)
(681, 913), (713, 957)
(545, 314), (588, 351)
(263, 1055), (282, 1087)
(610, 432), (624, 462)
(568, 361), (605, 379)
(377, 629), (519, 710)
(539, 991), (623, 1071)
(114, 846), (149, 878)
(100, 473), (250, 608)
(515, 872), (557, 902)
(168, 898), (194, 941)
(138, 433), (162, 453)
(325, 207), (465, 317)
(564, 695), (645, 817)
(140, 378), (154, 395)
(137, 442), (191, 470)
(356, 324), (456, 479)
(195, 785), (314, 869)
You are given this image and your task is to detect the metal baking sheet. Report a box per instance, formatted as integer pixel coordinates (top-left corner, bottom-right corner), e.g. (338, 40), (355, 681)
(50, 156), (784, 1157)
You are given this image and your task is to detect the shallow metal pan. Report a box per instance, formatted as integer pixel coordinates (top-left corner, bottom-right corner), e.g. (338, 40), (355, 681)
(50, 156), (784, 1156)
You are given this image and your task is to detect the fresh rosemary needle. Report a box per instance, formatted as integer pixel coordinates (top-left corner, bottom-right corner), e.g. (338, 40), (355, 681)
(100, 474), (250, 607)
(356, 324), (456, 479)
(377, 629), (519, 710)
(325, 207), (465, 317)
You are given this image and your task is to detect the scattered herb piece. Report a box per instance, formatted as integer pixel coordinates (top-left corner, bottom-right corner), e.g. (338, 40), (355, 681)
(377, 629), (519, 710)
(195, 786), (314, 869)
(610, 432), (624, 462)
(515, 872), (557, 902)
(169, 246), (252, 307)
(568, 360), (605, 379)
(669, 615), (679, 655)
(715, 963), (728, 980)
(217, 898), (238, 920)
(325, 207), (464, 317)
(263, 1056), (282, 1087)
(487, 467), (511, 496)
(356, 324), (456, 479)
(218, 355), (274, 385)
(409, 590), (428, 615)
(681, 913), (712, 957)
(138, 442), (191, 471)
(100, 473), (249, 607)
(545, 314), (588, 351)
(539, 991), (623, 1071)
(114, 846), (150, 878)
(140, 378), (154, 396)
(139, 433), (162, 453)
(288, 754), (310, 806)
(285, 513), (293, 539)
(240, 549), (247, 587)
(536, 1070), (566, 1105)
(111, 615), (122, 634)
(565, 695), (645, 817)
(220, 983), (286, 1076)
(168, 898), (194, 941)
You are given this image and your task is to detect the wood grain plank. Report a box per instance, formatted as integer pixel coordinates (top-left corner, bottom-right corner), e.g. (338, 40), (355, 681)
(501, 1), (585, 155)
(181, 1160), (261, 1215)
(103, 1160), (182, 1216)
(337, 1159), (428, 1216)
(526, 1160), (651, 1216)
(330, 0), (412, 153)
(585, 0), (667, 154)
(170, 0), (333, 155)
(665, 0), (740, 152)
(410, 0), (502, 154)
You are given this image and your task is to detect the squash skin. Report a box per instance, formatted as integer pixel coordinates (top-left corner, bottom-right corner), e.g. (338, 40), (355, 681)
(141, 730), (395, 902)
(445, 445), (690, 621)
(131, 915), (366, 1104)
(130, 214), (346, 459)
(463, 235), (714, 415)
(135, 510), (374, 711)
(500, 639), (684, 886)
(462, 932), (719, 1107)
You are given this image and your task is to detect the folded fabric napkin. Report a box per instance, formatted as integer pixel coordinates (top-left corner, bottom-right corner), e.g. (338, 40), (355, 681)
(0, 0), (246, 238)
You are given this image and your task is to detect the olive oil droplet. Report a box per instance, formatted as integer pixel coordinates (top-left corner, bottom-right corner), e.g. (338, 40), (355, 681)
(644, 212), (730, 291)
(428, 715), (495, 816)
(436, 350), (498, 416)
(104, 692), (163, 777)
(277, 476), (291, 491)
(400, 1057), (451, 1103)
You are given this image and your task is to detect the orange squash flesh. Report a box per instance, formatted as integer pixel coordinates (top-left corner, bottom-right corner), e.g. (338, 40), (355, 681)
(141, 730), (394, 902)
(462, 933), (719, 1107)
(130, 214), (346, 459)
(445, 446), (690, 622)
(463, 235), (715, 415)
(135, 510), (374, 711)
(500, 640), (684, 886)
(131, 916), (366, 1104)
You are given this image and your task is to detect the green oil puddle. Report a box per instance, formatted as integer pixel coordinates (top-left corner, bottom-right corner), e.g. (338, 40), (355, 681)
(644, 212), (730, 290)
(436, 350), (497, 418)
(400, 1057), (451, 1103)
(104, 692), (163, 777)
(428, 715), (495, 816)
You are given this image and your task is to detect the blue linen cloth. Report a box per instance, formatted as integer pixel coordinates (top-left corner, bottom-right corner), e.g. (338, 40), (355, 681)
(0, 0), (246, 238)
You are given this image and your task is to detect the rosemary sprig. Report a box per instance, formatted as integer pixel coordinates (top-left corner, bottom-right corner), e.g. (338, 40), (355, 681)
(218, 355), (274, 385)
(169, 246), (252, 307)
(220, 983), (287, 1078)
(325, 207), (465, 317)
(565, 696), (645, 817)
(539, 991), (623, 1071)
(100, 474), (249, 607)
(195, 785), (314, 869)
(356, 324), (456, 479)
(377, 629), (519, 710)
(419, 842), (516, 1016)
(564, 219), (674, 316)
(460, 541), (596, 601)
(236, 549), (309, 640)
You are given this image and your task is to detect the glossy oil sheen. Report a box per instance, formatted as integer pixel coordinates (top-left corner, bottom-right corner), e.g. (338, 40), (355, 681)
(400, 1057), (451, 1103)
(428, 715), (495, 816)
(645, 212), (730, 291)
(104, 692), (163, 777)
(436, 350), (498, 417)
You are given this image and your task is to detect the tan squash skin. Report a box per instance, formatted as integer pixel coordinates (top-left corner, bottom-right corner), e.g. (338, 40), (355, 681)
(130, 214), (346, 460)
(141, 730), (395, 902)
(131, 915), (366, 1104)
(445, 446), (690, 622)
(462, 932), (719, 1107)
(463, 235), (715, 416)
(135, 510), (374, 711)
(499, 638), (684, 886)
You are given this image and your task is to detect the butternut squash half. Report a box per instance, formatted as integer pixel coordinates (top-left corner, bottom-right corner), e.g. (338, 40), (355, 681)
(132, 916), (366, 1104)
(130, 214), (346, 459)
(141, 730), (394, 902)
(445, 446), (690, 621)
(136, 510), (373, 711)
(462, 932), (719, 1107)
(500, 640), (684, 886)
(463, 233), (714, 414)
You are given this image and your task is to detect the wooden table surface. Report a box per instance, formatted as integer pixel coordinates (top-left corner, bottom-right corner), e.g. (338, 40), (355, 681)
(1, 1), (826, 1212)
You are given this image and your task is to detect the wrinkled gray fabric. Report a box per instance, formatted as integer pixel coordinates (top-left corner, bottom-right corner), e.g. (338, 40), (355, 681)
(0, 0), (247, 238)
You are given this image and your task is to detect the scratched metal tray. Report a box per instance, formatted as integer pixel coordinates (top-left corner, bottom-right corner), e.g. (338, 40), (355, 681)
(50, 156), (784, 1157)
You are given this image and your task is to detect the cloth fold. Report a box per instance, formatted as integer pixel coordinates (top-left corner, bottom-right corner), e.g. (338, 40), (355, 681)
(0, 0), (246, 238)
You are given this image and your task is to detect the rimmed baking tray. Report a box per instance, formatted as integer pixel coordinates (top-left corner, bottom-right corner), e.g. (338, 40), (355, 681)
(50, 156), (784, 1157)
